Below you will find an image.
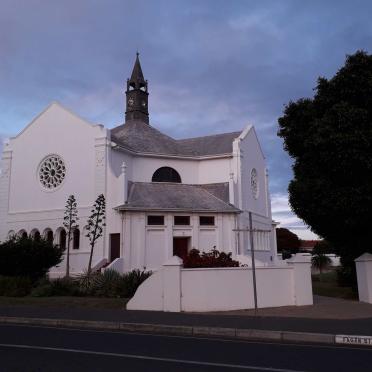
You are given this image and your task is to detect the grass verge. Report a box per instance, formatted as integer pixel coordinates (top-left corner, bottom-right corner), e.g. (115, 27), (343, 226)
(312, 270), (357, 300)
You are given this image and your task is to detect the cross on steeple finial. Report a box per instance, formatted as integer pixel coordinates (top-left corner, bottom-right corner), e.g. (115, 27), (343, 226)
(125, 53), (149, 124)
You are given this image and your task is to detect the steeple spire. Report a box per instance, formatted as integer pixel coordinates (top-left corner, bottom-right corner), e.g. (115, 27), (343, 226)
(128, 52), (146, 89)
(125, 53), (149, 124)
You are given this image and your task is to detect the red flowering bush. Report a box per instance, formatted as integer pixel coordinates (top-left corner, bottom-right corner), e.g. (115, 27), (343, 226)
(183, 249), (239, 268)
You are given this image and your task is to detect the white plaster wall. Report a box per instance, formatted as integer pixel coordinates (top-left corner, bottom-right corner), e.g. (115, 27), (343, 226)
(128, 254), (313, 312)
(125, 212), (235, 271)
(131, 156), (231, 185)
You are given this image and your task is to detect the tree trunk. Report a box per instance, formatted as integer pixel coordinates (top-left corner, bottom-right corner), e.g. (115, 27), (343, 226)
(66, 229), (71, 278)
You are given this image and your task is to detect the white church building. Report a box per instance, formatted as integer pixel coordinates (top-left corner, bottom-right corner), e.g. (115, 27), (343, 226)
(0, 54), (277, 277)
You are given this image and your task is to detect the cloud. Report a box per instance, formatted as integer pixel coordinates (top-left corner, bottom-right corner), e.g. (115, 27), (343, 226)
(0, 0), (370, 241)
(271, 193), (319, 240)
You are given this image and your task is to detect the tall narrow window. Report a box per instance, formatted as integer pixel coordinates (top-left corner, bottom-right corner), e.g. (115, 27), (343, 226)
(59, 229), (66, 250)
(152, 167), (181, 183)
(73, 229), (80, 250)
(46, 230), (53, 244)
(33, 231), (41, 241)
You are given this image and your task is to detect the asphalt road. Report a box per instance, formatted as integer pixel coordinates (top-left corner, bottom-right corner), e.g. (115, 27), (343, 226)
(0, 324), (371, 372)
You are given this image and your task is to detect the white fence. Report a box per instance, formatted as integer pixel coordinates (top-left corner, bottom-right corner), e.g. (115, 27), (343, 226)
(127, 254), (313, 312)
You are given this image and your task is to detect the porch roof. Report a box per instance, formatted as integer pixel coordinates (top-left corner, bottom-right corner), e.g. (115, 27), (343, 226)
(115, 182), (240, 213)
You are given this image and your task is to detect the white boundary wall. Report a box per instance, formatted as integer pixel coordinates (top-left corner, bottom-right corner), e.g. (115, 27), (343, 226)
(127, 254), (313, 312)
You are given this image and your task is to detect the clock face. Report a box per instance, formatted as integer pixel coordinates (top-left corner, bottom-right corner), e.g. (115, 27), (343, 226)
(128, 98), (134, 106)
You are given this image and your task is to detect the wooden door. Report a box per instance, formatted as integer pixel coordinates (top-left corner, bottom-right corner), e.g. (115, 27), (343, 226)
(173, 237), (189, 261)
(110, 233), (121, 262)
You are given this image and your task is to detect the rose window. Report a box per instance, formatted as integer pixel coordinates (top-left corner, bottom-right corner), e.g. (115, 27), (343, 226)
(39, 155), (66, 189)
(251, 168), (259, 199)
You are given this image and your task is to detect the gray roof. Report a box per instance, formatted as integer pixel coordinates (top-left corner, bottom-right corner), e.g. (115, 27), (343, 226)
(116, 182), (240, 213)
(110, 120), (241, 156)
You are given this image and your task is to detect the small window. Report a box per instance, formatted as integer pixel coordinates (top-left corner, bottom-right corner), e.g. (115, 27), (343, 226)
(199, 216), (215, 226)
(73, 229), (80, 250)
(147, 215), (165, 225)
(174, 216), (190, 226)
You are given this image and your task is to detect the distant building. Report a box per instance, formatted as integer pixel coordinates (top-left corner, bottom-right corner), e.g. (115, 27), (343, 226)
(0, 54), (277, 276)
(300, 240), (321, 252)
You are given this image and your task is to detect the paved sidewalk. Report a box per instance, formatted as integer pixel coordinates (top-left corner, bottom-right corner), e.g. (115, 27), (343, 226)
(0, 296), (372, 336)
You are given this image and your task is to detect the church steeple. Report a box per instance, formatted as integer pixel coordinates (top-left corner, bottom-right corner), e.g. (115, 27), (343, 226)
(125, 53), (149, 124)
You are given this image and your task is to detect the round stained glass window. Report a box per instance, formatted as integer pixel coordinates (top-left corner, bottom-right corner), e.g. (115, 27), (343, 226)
(251, 168), (259, 199)
(39, 155), (66, 190)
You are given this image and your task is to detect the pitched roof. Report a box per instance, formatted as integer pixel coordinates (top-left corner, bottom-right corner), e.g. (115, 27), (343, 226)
(110, 121), (241, 157)
(116, 182), (240, 213)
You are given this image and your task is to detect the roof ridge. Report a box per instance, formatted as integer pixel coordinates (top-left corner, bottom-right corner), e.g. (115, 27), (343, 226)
(177, 131), (241, 142)
(196, 184), (235, 208)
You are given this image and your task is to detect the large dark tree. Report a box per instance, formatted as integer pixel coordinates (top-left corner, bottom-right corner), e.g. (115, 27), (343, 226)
(278, 51), (372, 285)
(276, 228), (300, 254)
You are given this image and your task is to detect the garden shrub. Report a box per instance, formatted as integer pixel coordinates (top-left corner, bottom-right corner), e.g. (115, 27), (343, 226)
(121, 269), (152, 298)
(74, 269), (152, 298)
(0, 276), (32, 297)
(183, 249), (240, 268)
(31, 278), (82, 297)
(0, 236), (64, 281)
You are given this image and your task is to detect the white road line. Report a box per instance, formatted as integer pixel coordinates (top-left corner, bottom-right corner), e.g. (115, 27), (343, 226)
(0, 343), (307, 372)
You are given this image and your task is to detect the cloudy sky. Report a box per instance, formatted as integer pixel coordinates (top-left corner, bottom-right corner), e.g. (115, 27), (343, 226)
(1, 0), (371, 239)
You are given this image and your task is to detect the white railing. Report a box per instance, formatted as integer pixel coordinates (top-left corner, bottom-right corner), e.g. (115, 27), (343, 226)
(103, 257), (124, 274)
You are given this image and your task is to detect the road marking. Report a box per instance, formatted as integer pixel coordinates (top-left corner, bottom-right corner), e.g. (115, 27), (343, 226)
(0, 343), (307, 372)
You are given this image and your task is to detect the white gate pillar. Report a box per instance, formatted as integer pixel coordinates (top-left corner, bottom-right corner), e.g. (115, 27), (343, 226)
(355, 253), (372, 303)
(163, 256), (183, 312)
(287, 254), (313, 306)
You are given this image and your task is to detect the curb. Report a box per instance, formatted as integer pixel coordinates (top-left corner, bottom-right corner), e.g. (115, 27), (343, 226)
(0, 316), (336, 345)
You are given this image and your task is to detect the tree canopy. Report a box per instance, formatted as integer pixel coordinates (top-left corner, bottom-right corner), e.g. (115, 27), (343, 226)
(278, 51), (372, 276)
(276, 228), (300, 253)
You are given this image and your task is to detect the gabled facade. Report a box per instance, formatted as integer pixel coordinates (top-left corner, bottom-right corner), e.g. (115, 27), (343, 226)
(0, 55), (277, 276)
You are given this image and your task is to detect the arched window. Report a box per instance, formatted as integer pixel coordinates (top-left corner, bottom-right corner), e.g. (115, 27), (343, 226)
(73, 229), (80, 250)
(59, 229), (66, 250)
(30, 229), (40, 241)
(44, 229), (53, 244)
(18, 230), (28, 239)
(7, 230), (15, 240)
(152, 167), (181, 183)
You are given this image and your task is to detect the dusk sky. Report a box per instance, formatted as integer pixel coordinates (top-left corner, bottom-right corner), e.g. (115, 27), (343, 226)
(1, 0), (371, 239)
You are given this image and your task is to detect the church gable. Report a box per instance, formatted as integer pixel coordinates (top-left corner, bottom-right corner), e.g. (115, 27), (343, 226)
(7, 102), (107, 213)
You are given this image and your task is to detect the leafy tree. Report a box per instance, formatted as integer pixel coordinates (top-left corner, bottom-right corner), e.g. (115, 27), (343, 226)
(278, 51), (372, 286)
(0, 236), (64, 281)
(85, 194), (106, 277)
(63, 195), (79, 278)
(312, 243), (332, 281)
(276, 228), (300, 255)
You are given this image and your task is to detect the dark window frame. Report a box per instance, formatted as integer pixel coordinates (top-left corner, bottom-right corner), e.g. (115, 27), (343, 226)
(199, 216), (215, 226)
(174, 216), (191, 226)
(147, 215), (165, 226)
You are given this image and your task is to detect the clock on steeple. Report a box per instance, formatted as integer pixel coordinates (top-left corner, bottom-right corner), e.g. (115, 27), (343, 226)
(125, 53), (149, 124)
